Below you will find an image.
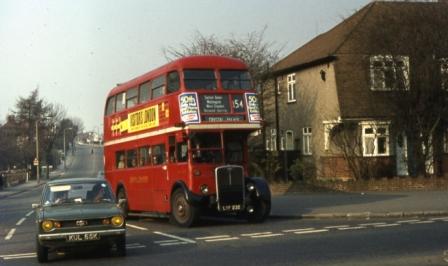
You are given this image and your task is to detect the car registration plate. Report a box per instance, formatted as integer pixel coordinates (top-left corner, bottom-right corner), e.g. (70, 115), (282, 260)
(67, 233), (100, 242)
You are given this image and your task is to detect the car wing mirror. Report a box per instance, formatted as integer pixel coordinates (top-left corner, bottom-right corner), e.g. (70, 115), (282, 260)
(32, 203), (41, 209)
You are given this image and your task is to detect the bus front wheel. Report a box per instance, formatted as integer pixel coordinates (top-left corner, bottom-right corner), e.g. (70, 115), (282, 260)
(247, 199), (271, 223)
(170, 189), (199, 227)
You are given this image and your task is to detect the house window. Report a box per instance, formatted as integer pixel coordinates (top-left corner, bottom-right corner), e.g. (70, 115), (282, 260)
(287, 73), (296, 103)
(441, 58), (448, 91)
(285, 130), (294, 150)
(302, 127), (312, 155)
(370, 55), (409, 91)
(266, 128), (278, 151)
(361, 122), (390, 157)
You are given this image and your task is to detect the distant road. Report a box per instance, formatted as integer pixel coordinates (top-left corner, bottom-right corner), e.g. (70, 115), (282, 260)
(64, 144), (103, 178)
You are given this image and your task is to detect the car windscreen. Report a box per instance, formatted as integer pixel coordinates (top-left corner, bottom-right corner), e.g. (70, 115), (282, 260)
(43, 182), (114, 206)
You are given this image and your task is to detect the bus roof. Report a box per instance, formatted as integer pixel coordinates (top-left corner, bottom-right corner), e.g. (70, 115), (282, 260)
(107, 55), (248, 97)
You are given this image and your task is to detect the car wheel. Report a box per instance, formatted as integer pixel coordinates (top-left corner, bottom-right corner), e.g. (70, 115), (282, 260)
(36, 237), (48, 263)
(170, 189), (199, 227)
(116, 235), (126, 256)
(247, 199), (271, 223)
(117, 187), (129, 217)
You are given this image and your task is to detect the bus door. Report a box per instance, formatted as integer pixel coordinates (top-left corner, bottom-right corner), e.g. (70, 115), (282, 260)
(151, 143), (169, 212)
(166, 135), (189, 209)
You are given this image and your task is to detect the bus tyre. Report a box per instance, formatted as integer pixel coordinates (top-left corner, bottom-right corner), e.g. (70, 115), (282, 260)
(247, 199), (271, 223)
(170, 189), (199, 227)
(36, 237), (48, 263)
(117, 188), (129, 217)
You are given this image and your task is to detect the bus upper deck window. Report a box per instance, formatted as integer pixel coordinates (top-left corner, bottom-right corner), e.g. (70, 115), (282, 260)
(105, 96), (116, 115)
(184, 69), (217, 90)
(139, 81), (151, 103)
(152, 76), (166, 99)
(221, 70), (252, 90)
(126, 87), (138, 108)
(115, 92), (125, 112)
(167, 71), (180, 93)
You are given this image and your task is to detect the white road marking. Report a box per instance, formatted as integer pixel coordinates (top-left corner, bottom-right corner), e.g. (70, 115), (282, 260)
(153, 231), (196, 244)
(126, 243), (146, 249)
(204, 237), (239, 242)
(154, 240), (180, 244)
(359, 222), (387, 226)
(240, 232), (272, 237)
(430, 217), (448, 221)
(126, 223), (149, 231)
(250, 233), (284, 238)
(397, 219), (420, 224)
(337, 226), (366, 231)
(282, 228), (315, 232)
(4, 228), (16, 240)
(25, 211), (34, 217)
(195, 235), (232, 240)
(294, 229), (329, 235)
(411, 220), (435, 224)
(159, 242), (190, 246)
(16, 218), (26, 226)
(324, 225), (350, 229)
(374, 223), (400, 228)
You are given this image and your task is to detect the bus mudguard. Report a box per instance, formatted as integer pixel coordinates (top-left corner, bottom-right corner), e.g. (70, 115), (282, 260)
(172, 181), (205, 206)
(246, 176), (271, 202)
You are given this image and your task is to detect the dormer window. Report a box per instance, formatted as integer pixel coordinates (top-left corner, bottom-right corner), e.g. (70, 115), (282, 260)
(370, 55), (409, 91)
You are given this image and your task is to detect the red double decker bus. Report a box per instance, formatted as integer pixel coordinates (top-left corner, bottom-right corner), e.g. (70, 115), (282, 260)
(103, 55), (271, 227)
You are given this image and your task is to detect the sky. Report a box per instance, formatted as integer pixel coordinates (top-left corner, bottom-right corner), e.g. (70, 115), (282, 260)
(0, 0), (370, 132)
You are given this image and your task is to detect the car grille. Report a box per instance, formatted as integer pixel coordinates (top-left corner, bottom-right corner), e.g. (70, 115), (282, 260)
(60, 219), (104, 228)
(215, 165), (245, 211)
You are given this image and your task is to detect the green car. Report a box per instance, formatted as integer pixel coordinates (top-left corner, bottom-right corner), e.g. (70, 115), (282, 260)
(33, 178), (126, 263)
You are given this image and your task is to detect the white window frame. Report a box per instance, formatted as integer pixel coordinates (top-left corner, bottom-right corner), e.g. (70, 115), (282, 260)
(370, 55), (410, 91)
(270, 128), (277, 151)
(440, 58), (448, 91)
(285, 130), (294, 151)
(287, 73), (296, 103)
(360, 121), (390, 157)
(302, 127), (312, 155)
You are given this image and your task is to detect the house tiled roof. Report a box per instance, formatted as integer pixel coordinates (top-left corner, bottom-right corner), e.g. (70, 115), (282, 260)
(273, 1), (447, 74)
(273, 2), (373, 74)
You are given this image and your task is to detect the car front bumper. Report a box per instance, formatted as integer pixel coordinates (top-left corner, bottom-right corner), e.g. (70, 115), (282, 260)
(38, 228), (126, 248)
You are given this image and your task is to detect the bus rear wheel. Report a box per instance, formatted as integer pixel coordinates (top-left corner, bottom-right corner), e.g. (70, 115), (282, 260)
(170, 189), (199, 227)
(117, 188), (129, 217)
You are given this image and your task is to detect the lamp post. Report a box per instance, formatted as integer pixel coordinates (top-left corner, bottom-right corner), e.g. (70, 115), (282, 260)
(35, 120), (40, 184)
(63, 127), (73, 170)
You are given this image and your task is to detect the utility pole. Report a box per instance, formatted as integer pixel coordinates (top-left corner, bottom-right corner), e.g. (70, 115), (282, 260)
(35, 120), (40, 184)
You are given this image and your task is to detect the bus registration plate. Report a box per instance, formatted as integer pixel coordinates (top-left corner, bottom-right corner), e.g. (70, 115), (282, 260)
(67, 233), (100, 242)
(220, 204), (242, 212)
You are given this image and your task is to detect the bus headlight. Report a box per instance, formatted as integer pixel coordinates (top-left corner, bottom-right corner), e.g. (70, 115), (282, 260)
(200, 184), (209, 194)
(111, 215), (124, 227)
(41, 220), (54, 232)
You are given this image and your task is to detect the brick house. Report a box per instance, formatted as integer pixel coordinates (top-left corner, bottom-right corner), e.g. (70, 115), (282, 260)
(263, 1), (448, 180)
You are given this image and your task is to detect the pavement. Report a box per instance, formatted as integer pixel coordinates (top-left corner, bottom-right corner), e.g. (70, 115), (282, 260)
(1, 161), (447, 219)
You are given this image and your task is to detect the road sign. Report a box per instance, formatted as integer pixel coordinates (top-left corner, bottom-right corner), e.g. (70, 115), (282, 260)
(33, 158), (38, 166)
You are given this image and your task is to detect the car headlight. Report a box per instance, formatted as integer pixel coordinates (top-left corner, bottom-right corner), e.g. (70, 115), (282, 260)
(41, 220), (54, 232)
(111, 215), (124, 227)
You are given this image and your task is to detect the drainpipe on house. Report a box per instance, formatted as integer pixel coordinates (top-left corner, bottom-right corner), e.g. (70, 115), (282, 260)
(274, 77), (282, 181)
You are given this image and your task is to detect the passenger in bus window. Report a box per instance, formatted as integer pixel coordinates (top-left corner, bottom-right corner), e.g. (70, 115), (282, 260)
(117, 155), (125, 169)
